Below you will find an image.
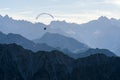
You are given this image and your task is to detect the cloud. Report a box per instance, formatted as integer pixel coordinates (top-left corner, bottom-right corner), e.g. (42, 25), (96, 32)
(19, 11), (33, 15)
(104, 0), (120, 5)
(0, 0), (120, 24)
(51, 0), (57, 1)
(0, 8), (10, 11)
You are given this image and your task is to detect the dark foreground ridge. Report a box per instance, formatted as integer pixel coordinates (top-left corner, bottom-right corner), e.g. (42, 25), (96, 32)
(0, 44), (120, 80)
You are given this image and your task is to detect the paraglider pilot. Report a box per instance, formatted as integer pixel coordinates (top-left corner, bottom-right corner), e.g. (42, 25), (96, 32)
(44, 27), (47, 30)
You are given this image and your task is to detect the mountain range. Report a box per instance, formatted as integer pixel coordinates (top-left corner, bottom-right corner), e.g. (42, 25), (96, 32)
(34, 32), (89, 53)
(0, 15), (119, 55)
(0, 31), (54, 52)
(50, 16), (120, 55)
(0, 15), (46, 39)
(0, 43), (119, 80)
(34, 32), (116, 58)
(0, 31), (116, 58)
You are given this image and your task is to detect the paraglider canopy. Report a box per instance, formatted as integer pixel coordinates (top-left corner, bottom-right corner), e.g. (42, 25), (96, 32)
(36, 13), (54, 20)
(36, 13), (54, 30)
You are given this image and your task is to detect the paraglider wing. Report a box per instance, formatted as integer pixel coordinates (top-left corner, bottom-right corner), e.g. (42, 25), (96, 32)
(36, 13), (54, 20)
(36, 13), (54, 30)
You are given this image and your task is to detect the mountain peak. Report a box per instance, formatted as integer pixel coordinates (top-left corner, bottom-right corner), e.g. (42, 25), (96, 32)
(98, 16), (109, 21)
(34, 32), (89, 56)
(0, 15), (2, 18)
(4, 15), (10, 18)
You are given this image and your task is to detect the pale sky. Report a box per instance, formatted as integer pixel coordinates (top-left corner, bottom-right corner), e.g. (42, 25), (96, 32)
(0, 0), (120, 24)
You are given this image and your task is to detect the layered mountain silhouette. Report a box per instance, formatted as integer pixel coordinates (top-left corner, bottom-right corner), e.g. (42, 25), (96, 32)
(0, 44), (119, 80)
(34, 32), (89, 53)
(0, 31), (54, 52)
(73, 48), (116, 58)
(50, 16), (120, 55)
(0, 15), (46, 39)
(34, 32), (116, 58)
(0, 15), (119, 55)
(0, 31), (115, 58)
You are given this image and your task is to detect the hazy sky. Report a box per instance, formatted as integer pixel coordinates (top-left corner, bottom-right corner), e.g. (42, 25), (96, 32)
(0, 0), (120, 24)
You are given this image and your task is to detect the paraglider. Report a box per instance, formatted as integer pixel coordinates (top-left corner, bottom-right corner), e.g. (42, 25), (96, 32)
(36, 13), (54, 20)
(36, 13), (54, 30)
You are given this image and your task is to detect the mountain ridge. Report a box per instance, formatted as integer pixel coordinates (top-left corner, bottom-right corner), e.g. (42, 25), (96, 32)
(0, 31), (116, 59)
(0, 31), (54, 52)
(0, 15), (120, 55)
(34, 32), (116, 58)
(0, 43), (119, 80)
(34, 32), (89, 53)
